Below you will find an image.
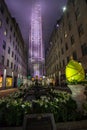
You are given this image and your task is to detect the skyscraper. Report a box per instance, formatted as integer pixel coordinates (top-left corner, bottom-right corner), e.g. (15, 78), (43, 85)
(29, 0), (44, 78)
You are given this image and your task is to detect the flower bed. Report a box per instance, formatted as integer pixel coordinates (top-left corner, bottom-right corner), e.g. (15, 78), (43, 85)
(0, 88), (86, 127)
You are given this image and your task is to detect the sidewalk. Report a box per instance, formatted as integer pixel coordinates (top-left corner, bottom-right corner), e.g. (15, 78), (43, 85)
(0, 88), (18, 97)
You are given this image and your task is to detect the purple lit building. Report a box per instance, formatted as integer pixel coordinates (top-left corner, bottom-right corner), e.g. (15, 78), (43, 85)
(29, 0), (45, 77)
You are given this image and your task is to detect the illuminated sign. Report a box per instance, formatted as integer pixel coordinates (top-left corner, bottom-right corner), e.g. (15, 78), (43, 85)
(0, 76), (2, 88)
(6, 77), (12, 87)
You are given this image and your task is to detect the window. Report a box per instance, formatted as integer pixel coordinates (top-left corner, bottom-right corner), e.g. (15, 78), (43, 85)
(63, 60), (65, 66)
(6, 17), (9, 24)
(68, 22), (72, 31)
(14, 64), (16, 70)
(3, 40), (6, 50)
(67, 56), (69, 63)
(8, 47), (10, 54)
(64, 31), (67, 38)
(86, 0), (87, 4)
(61, 38), (62, 44)
(0, 19), (2, 27)
(4, 29), (7, 36)
(61, 48), (64, 54)
(10, 35), (11, 42)
(14, 32), (15, 37)
(75, 8), (80, 20)
(15, 55), (16, 60)
(72, 51), (77, 60)
(11, 62), (13, 69)
(10, 26), (12, 32)
(12, 51), (14, 57)
(17, 57), (18, 62)
(65, 43), (68, 50)
(78, 24), (84, 37)
(71, 35), (75, 45)
(0, 4), (4, 14)
(7, 59), (9, 67)
(67, 12), (69, 19)
(13, 41), (14, 48)
(1, 56), (4, 64)
(81, 43), (87, 56)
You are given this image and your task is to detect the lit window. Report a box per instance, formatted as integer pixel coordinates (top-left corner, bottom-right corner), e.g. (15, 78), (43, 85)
(4, 29), (7, 36)
(64, 31), (67, 38)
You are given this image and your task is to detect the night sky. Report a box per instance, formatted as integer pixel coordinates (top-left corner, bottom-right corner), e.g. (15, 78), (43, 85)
(5, 0), (67, 51)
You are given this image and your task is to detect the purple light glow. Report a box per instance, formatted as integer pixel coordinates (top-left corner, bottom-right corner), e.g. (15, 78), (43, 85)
(29, 0), (44, 77)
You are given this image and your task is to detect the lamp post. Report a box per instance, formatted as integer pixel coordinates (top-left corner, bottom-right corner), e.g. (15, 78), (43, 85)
(3, 68), (6, 89)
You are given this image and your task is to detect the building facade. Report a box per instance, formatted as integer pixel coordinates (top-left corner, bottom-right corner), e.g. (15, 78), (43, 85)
(0, 0), (28, 89)
(29, 0), (44, 78)
(45, 0), (87, 83)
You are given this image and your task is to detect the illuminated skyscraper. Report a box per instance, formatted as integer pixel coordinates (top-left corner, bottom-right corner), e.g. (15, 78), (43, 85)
(29, 0), (44, 77)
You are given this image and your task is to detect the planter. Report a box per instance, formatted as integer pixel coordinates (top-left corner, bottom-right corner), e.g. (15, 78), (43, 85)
(56, 120), (87, 130)
(68, 84), (86, 111)
(0, 127), (22, 130)
(1, 120), (87, 130)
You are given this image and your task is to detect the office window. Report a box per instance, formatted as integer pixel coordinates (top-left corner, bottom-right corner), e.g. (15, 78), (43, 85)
(78, 24), (84, 37)
(67, 56), (69, 63)
(17, 57), (18, 62)
(75, 8), (80, 20)
(0, 4), (4, 14)
(61, 48), (64, 54)
(65, 42), (68, 50)
(3, 40), (6, 50)
(72, 51), (77, 60)
(61, 38), (62, 44)
(6, 17), (9, 24)
(2, 56), (4, 64)
(8, 47), (10, 54)
(10, 26), (12, 32)
(14, 64), (16, 70)
(63, 60), (65, 66)
(10, 35), (11, 42)
(71, 35), (75, 45)
(0, 19), (2, 27)
(12, 51), (14, 57)
(15, 55), (16, 60)
(68, 22), (72, 31)
(67, 12), (69, 19)
(4, 29), (7, 36)
(7, 59), (9, 67)
(11, 62), (13, 69)
(13, 41), (14, 48)
(14, 32), (15, 37)
(86, 0), (87, 4)
(81, 43), (87, 56)
(64, 31), (67, 38)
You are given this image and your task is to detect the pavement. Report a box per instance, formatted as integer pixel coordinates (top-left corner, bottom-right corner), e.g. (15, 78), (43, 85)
(0, 88), (18, 98)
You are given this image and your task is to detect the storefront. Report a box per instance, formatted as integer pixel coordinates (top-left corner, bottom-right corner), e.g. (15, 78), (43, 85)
(6, 76), (12, 88)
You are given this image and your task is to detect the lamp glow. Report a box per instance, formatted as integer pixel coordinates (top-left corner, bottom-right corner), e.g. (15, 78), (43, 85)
(65, 59), (85, 82)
